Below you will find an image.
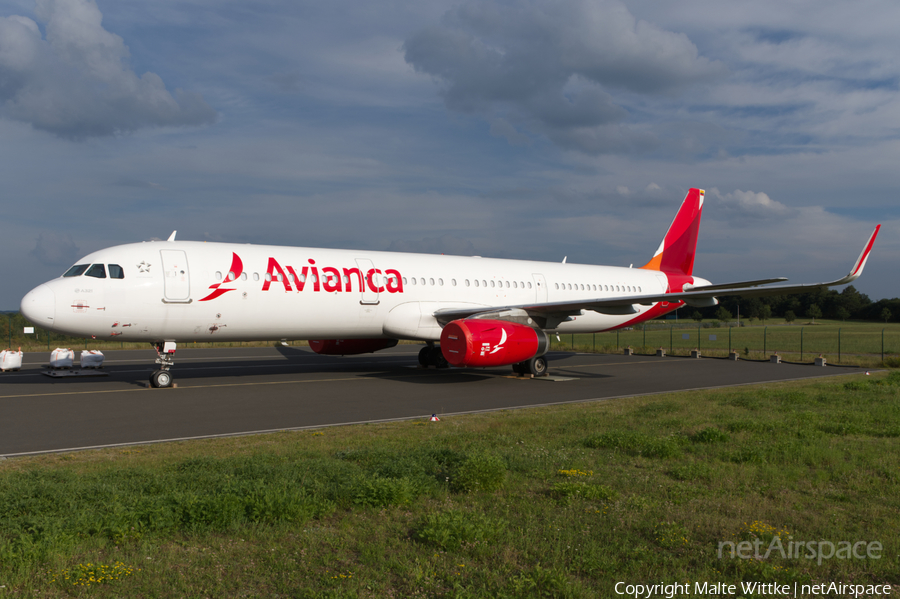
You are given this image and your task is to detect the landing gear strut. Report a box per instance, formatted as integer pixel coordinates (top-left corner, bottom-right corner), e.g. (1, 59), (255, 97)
(418, 343), (449, 368)
(150, 341), (177, 388)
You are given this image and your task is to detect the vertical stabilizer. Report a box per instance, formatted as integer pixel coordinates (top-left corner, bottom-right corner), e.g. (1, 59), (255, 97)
(641, 188), (704, 276)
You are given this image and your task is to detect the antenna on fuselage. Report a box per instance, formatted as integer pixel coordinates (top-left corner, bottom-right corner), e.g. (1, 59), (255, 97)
(167, 231), (177, 242)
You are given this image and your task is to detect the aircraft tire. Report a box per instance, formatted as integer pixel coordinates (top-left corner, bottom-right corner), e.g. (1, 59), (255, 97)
(527, 356), (548, 377)
(418, 347), (431, 367)
(433, 346), (449, 369)
(150, 369), (173, 388)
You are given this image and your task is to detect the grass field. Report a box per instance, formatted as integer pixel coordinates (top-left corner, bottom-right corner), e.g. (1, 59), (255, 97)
(0, 371), (898, 597)
(4, 318), (900, 368)
(551, 320), (900, 367)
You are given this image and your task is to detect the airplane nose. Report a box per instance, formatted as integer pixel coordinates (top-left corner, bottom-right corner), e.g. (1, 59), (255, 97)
(21, 284), (56, 326)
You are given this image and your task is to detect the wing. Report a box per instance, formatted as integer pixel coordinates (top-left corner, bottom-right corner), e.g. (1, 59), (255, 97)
(434, 225), (881, 328)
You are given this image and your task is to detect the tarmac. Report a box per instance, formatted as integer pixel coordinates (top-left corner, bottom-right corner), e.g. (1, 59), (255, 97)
(0, 345), (869, 457)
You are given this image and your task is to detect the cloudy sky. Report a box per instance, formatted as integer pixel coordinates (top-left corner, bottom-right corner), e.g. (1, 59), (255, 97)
(1, 0), (897, 309)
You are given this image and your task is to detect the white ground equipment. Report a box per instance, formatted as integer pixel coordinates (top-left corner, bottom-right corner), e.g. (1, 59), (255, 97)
(49, 348), (75, 369)
(42, 347), (109, 379)
(0, 349), (23, 372)
(80, 350), (105, 369)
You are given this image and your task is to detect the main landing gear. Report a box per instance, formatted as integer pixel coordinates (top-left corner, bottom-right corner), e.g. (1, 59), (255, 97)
(150, 341), (177, 388)
(418, 343), (449, 368)
(512, 356), (548, 377)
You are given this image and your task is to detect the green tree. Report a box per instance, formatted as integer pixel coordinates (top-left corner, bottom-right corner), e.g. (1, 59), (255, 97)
(881, 307), (892, 323)
(836, 306), (850, 322)
(715, 306), (732, 323)
(784, 310), (796, 324)
(760, 305), (772, 323)
(807, 304), (822, 324)
(691, 311), (703, 323)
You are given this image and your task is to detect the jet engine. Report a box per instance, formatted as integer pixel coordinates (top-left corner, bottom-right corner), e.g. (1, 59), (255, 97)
(308, 338), (399, 355)
(440, 319), (548, 368)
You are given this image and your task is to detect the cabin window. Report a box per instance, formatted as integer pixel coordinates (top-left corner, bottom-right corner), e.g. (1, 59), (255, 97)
(513, 281), (517, 289)
(410, 277), (416, 285)
(227, 271), (236, 281)
(527, 282), (532, 289)
(430, 278), (435, 286)
(465, 279), (470, 287)
(276, 273), (283, 282)
(63, 264), (89, 277)
(555, 283), (559, 290)
(438, 278), (444, 286)
(452, 279), (457, 286)
(253, 273), (259, 281)
(309, 275), (316, 284)
(287, 273), (295, 283)
(240, 272), (247, 281)
(84, 264), (106, 278)
(216, 271), (223, 281)
(108, 264), (124, 279)
(474, 280), (479, 287)
(482, 280), (487, 287)
(265, 273), (272, 282)
(490, 280), (495, 288)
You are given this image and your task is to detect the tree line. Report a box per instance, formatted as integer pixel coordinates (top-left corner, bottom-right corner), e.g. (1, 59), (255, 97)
(687, 286), (895, 324)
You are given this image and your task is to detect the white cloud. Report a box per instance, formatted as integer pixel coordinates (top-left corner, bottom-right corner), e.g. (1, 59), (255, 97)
(403, 0), (725, 154)
(709, 188), (793, 220)
(0, 0), (216, 138)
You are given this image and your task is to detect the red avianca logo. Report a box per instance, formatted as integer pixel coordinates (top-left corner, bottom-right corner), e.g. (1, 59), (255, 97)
(199, 252), (243, 302)
(199, 254), (404, 302)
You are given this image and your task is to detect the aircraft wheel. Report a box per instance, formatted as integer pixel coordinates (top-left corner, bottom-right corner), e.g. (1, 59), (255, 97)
(527, 356), (548, 377)
(433, 347), (449, 369)
(418, 347), (431, 367)
(150, 369), (173, 388)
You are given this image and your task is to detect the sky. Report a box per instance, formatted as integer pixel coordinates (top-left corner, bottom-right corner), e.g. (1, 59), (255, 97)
(1, 0), (898, 309)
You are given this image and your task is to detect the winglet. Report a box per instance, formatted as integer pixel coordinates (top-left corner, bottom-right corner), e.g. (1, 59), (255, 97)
(839, 224), (880, 283)
(167, 231), (177, 242)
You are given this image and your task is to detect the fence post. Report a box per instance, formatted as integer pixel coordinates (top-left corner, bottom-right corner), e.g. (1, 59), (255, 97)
(670, 325), (673, 354)
(616, 329), (619, 350)
(728, 325), (732, 353)
(698, 322), (701, 351)
(764, 326), (767, 356)
(593, 333), (595, 353)
(838, 328), (841, 363)
(800, 327), (804, 361)
(883, 328), (886, 363)
(572, 334), (574, 350)
(643, 324), (646, 350)
(7, 313), (10, 349)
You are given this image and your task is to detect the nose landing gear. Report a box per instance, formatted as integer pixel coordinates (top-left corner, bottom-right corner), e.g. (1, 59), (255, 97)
(150, 341), (177, 388)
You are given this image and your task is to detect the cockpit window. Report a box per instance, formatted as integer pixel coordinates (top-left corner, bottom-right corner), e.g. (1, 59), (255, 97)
(108, 264), (124, 279)
(63, 264), (89, 277)
(85, 264), (107, 279)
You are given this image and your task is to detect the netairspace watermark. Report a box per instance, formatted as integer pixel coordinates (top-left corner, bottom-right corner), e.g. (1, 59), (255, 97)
(718, 537), (883, 566)
(614, 581), (892, 598)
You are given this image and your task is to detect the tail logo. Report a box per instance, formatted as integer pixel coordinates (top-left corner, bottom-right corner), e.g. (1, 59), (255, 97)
(199, 252), (243, 302)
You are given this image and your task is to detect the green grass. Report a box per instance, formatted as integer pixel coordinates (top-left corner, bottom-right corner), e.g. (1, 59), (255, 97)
(553, 320), (900, 366)
(1, 372), (899, 596)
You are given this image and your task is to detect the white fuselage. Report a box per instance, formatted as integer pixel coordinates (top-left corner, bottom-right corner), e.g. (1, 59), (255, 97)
(22, 240), (694, 343)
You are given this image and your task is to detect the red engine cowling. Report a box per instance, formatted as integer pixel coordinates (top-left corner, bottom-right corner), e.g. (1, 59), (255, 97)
(308, 338), (399, 356)
(440, 319), (548, 367)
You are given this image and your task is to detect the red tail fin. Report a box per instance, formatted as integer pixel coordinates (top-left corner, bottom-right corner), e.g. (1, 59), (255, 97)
(641, 188), (704, 275)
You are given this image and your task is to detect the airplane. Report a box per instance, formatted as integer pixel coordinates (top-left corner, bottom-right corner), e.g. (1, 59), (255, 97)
(20, 188), (880, 388)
